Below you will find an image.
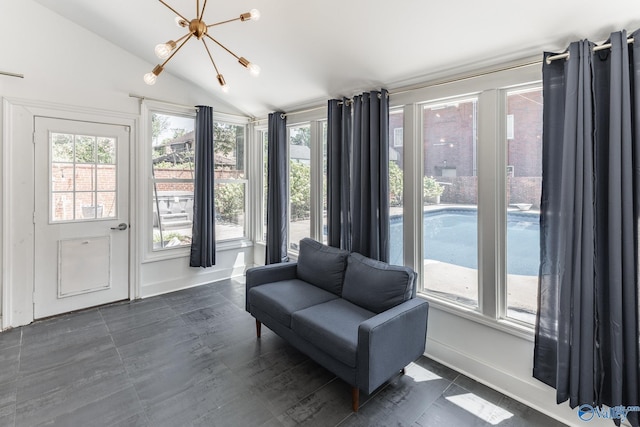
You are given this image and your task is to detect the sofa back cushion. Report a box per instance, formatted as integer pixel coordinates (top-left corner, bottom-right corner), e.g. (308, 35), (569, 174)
(296, 238), (350, 295)
(341, 253), (416, 313)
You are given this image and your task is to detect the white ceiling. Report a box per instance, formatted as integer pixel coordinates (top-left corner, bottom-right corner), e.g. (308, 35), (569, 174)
(33, 0), (640, 117)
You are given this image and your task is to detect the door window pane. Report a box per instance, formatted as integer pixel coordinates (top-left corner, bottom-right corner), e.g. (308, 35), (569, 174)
(506, 87), (542, 324)
(289, 125), (311, 252)
(422, 98), (479, 308)
(50, 132), (117, 222)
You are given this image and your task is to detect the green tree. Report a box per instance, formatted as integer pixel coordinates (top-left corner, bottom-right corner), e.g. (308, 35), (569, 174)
(52, 134), (115, 164)
(171, 128), (187, 139)
(215, 183), (244, 222)
(423, 176), (444, 202)
(152, 114), (171, 145)
(389, 161), (403, 206)
(214, 123), (241, 156)
(290, 160), (311, 220)
(290, 126), (310, 147)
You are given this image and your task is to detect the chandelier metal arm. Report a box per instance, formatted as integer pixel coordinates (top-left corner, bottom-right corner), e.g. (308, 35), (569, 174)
(198, 0), (208, 21)
(201, 39), (221, 76)
(158, 0), (188, 22)
(204, 33), (241, 61)
(207, 17), (242, 28)
(174, 32), (191, 45)
(160, 32), (194, 67)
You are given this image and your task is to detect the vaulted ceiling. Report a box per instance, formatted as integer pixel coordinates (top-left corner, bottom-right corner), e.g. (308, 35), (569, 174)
(34, 0), (640, 117)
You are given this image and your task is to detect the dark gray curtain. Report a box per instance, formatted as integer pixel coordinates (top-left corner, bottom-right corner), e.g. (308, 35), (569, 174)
(265, 112), (289, 264)
(327, 98), (352, 250)
(351, 90), (390, 262)
(534, 30), (640, 425)
(189, 105), (216, 267)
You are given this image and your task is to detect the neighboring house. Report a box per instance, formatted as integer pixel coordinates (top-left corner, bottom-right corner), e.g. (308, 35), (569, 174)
(289, 144), (310, 165)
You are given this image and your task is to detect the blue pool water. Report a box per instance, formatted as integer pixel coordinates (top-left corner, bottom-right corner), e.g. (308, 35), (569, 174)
(389, 208), (540, 276)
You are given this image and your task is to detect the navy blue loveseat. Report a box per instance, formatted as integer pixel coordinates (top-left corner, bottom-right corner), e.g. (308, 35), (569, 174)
(245, 238), (429, 411)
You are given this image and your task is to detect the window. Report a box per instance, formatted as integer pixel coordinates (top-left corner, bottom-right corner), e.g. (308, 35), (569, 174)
(288, 124), (311, 251)
(389, 109), (404, 265)
(505, 87), (542, 324)
(321, 121), (328, 244)
(51, 132), (117, 221)
(393, 127), (404, 147)
(150, 112), (247, 251)
(214, 122), (247, 241)
(255, 65), (541, 335)
(151, 112), (195, 250)
(261, 129), (269, 242)
(422, 98), (479, 308)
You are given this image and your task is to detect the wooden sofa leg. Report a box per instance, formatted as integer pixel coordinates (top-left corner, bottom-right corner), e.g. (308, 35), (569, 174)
(352, 387), (360, 412)
(256, 320), (262, 338)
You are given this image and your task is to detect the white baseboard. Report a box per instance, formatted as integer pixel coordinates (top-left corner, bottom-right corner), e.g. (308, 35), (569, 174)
(140, 266), (244, 298)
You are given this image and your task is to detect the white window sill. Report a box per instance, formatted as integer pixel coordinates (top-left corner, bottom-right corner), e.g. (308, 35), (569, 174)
(142, 238), (253, 264)
(417, 292), (535, 342)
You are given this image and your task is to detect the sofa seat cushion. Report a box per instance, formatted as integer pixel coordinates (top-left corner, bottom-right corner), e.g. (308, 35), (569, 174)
(342, 253), (416, 314)
(248, 279), (338, 328)
(291, 299), (376, 368)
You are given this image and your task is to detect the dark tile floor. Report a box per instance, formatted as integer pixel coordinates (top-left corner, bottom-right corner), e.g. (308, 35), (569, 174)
(0, 278), (567, 427)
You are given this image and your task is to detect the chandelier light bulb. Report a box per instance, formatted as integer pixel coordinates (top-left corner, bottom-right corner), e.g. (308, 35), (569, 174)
(175, 16), (187, 27)
(248, 62), (261, 76)
(154, 42), (173, 59)
(250, 9), (261, 21)
(144, 72), (157, 85)
(217, 74), (229, 93)
(144, 65), (164, 85)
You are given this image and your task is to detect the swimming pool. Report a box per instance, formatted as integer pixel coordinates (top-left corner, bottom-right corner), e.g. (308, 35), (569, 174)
(389, 208), (540, 276)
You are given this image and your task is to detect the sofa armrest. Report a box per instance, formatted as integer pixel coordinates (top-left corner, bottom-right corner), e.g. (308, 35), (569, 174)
(245, 262), (298, 311)
(356, 298), (429, 393)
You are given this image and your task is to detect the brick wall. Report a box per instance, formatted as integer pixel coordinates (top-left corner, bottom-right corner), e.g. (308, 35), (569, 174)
(399, 90), (542, 208)
(51, 164), (117, 220)
(507, 90), (543, 178)
(152, 168), (243, 192)
(424, 101), (477, 177)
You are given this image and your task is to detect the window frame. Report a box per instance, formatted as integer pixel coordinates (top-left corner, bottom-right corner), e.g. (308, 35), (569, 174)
(281, 118), (327, 257)
(254, 63), (542, 338)
(418, 94), (481, 309)
(149, 110), (196, 253)
(141, 101), (251, 263)
(212, 119), (250, 243)
(501, 83), (543, 328)
(390, 62), (542, 338)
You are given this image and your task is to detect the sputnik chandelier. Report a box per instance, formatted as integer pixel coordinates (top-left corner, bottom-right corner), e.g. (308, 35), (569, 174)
(144, 0), (261, 93)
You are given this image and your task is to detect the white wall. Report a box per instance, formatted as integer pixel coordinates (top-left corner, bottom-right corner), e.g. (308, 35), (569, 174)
(0, 0), (252, 327)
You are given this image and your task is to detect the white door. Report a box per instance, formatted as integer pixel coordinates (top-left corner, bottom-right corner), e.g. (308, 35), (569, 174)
(34, 117), (130, 319)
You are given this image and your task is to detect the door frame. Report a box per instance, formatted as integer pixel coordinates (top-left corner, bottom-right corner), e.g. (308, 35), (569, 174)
(2, 98), (139, 329)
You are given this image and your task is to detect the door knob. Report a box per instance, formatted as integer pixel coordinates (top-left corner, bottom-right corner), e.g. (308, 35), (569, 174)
(110, 223), (128, 231)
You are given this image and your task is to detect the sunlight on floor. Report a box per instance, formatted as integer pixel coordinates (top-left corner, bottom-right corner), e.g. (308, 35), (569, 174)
(446, 393), (514, 425)
(405, 363), (442, 382)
